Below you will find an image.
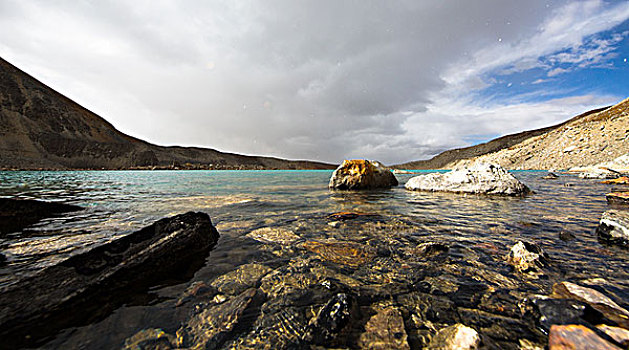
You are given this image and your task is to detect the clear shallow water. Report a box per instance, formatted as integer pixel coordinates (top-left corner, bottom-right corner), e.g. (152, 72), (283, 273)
(0, 170), (627, 348)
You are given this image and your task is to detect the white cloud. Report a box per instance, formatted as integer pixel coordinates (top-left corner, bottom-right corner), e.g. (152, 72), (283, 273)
(0, 0), (627, 164)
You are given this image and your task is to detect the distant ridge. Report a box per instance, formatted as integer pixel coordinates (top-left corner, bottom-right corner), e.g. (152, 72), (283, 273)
(393, 102), (623, 170)
(0, 57), (334, 170)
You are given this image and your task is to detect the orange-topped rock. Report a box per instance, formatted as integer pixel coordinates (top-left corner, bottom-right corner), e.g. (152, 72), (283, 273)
(328, 159), (398, 190)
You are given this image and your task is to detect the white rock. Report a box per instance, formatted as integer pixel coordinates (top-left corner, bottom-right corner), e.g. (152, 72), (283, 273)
(404, 162), (529, 196)
(428, 324), (480, 350)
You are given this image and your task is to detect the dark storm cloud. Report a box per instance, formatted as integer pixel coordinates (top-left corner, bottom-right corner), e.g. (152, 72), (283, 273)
(0, 0), (627, 164)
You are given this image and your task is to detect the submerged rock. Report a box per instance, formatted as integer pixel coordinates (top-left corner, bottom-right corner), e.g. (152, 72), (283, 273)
(526, 297), (607, 333)
(357, 306), (410, 350)
(0, 198), (83, 235)
(552, 281), (629, 329)
(596, 210), (629, 246)
(405, 163), (529, 196)
(505, 241), (549, 273)
(307, 293), (354, 345)
(246, 227), (301, 245)
(428, 323), (480, 350)
(328, 159), (398, 190)
(548, 324), (621, 350)
(123, 328), (176, 350)
(0, 211), (219, 348)
(210, 263), (272, 295)
(303, 240), (376, 268)
(177, 288), (259, 349)
(606, 192), (629, 205)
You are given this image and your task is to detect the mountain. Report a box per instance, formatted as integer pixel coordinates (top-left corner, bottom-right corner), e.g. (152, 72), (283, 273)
(0, 57), (334, 170)
(395, 98), (628, 170)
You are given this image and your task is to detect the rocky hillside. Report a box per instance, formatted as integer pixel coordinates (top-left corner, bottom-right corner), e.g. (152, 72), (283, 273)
(395, 98), (628, 170)
(448, 98), (629, 170)
(0, 57), (333, 170)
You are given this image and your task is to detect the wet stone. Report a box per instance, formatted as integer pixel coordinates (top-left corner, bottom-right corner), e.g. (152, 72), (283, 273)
(123, 328), (176, 350)
(210, 263), (272, 295)
(505, 241), (549, 273)
(229, 306), (308, 349)
(427, 323), (480, 350)
(357, 306), (410, 350)
(596, 210), (629, 246)
(176, 281), (218, 307)
(552, 281), (629, 329)
(176, 288), (259, 349)
(412, 242), (449, 257)
(606, 192), (629, 205)
(246, 227), (301, 245)
(457, 308), (537, 344)
(303, 240), (376, 268)
(548, 324), (622, 350)
(526, 297), (607, 333)
(306, 292), (355, 345)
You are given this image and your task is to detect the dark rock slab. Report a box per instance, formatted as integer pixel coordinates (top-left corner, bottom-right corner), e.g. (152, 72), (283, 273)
(526, 297), (608, 333)
(0, 211), (219, 348)
(0, 198), (83, 235)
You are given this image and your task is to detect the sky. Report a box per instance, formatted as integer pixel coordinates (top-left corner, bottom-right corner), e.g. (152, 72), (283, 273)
(0, 0), (628, 165)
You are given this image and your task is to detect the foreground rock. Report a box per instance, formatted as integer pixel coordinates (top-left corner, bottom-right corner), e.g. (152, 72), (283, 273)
(0, 198), (83, 235)
(329, 159), (398, 190)
(596, 210), (629, 246)
(0, 211), (219, 348)
(552, 281), (629, 329)
(405, 163), (529, 196)
(548, 325), (622, 350)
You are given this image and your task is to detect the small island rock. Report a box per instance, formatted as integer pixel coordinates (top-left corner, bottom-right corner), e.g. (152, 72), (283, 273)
(405, 162), (529, 196)
(506, 241), (549, 273)
(329, 160), (398, 190)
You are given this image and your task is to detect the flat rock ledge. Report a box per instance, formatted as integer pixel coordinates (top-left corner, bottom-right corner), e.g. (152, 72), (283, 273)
(0, 211), (219, 348)
(596, 210), (629, 246)
(329, 159), (398, 190)
(405, 162), (530, 196)
(0, 198), (83, 235)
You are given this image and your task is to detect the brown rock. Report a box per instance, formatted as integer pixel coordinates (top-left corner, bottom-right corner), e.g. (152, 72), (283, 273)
(329, 159), (398, 190)
(602, 176), (629, 185)
(597, 325), (629, 347)
(358, 307), (410, 350)
(303, 241), (376, 268)
(548, 324), (621, 350)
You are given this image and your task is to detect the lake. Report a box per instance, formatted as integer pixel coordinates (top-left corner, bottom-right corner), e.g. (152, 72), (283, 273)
(0, 170), (627, 349)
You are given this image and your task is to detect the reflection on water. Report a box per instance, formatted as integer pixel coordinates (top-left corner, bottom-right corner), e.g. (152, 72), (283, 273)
(0, 170), (627, 348)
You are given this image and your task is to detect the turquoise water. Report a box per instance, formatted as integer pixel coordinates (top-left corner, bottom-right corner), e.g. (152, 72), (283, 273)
(0, 170), (627, 348)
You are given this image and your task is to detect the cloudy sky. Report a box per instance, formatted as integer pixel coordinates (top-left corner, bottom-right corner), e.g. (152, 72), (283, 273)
(1, 0), (628, 164)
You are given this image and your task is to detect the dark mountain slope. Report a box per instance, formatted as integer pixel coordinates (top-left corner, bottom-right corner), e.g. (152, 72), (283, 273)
(0, 57), (333, 170)
(393, 105), (609, 170)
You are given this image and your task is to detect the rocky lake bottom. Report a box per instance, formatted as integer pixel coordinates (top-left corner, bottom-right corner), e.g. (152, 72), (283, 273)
(0, 170), (628, 349)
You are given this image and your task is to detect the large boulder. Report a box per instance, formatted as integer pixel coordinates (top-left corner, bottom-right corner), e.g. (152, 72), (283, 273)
(405, 162), (530, 196)
(0, 198), (83, 235)
(328, 160), (398, 190)
(596, 210), (629, 246)
(0, 211), (219, 348)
